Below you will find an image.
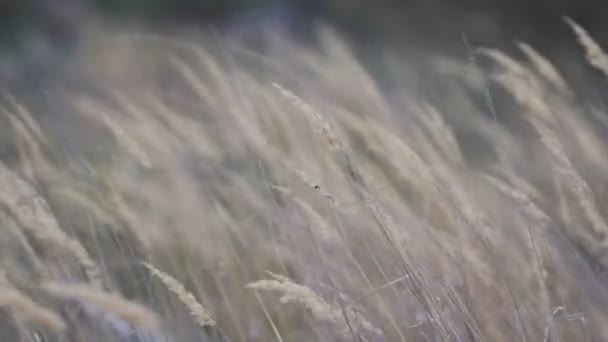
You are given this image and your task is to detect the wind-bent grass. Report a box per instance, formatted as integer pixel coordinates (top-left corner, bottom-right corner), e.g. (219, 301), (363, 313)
(0, 19), (608, 342)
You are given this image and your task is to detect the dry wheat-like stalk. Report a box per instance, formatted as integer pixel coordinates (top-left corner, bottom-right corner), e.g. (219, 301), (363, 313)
(0, 272), (67, 333)
(483, 175), (549, 223)
(414, 103), (464, 164)
(535, 120), (608, 242)
(42, 282), (159, 330)
(247, 271), (381, 338)
(273, 82), (344, 150)
(3, 108), (41, 181)
(2, 94), (49, 147)
(74, 98), (152, 169)
(565, 17), (608, 78)
(271, 185), (338, 243)
(487, 52), (608, 268)
(483, 174), (552, 313)
(0, 162), (102, 287)
(500, 72), (607, 234)
(517, 42), (572, 96)
(282, 161), (337, 202)
(480, 49), (553, 122)
(477, 48), (529, 77)
(142, 262), (216, 327)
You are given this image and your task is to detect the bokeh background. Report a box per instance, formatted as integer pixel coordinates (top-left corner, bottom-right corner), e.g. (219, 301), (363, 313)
(1, 0), (606, 46)
(1, 0), (607, 92)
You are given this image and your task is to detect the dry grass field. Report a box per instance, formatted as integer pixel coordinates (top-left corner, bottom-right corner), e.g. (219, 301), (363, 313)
(1, 17), (608, 341)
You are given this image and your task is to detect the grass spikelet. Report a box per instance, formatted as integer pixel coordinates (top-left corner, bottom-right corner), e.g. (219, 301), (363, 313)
(0, 273), (67, 333)
(414, 103), (464, 164)
(517, 42), (572, 96)
(480, 49), (554, 122)
(142, 262), (216, 327)
(247, 271), (381, 337)
(477, 47), (529, 77)
(3, 108), (40, 181)
(537, 121), (608, 252)
(565, 17), (608, 77)
(273, 82), (344, 150)
(101, 113), (152, 169)
(0, 162), (102, 287)
(74, 98), (152, 168)
(271, 185), (338, 243)
(483, 175), (549, 222)
(483, 174), (552, 314)
(42, 281), (159, 330)
(2, 94), (49, 147)
(488, 57), (608, 268)
(282, 161), (338, 202)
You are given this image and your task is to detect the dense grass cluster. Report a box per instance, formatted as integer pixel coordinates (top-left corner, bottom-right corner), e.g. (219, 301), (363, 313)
(1, 19), (608, 341)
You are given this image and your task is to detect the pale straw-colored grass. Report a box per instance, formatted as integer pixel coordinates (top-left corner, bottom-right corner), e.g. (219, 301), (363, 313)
(42, 281), (159, 330)
(0, 271), (67, 333)
(0, 160), (102, 287)
(142, 262), (216, 327)
(565, 17), (608, 77)
(247, 271), (381, 338)
(1, 16), (608, 342)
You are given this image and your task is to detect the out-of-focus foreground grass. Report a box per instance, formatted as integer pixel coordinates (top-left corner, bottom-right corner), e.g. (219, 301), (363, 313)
(1, 19), (608, 342)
